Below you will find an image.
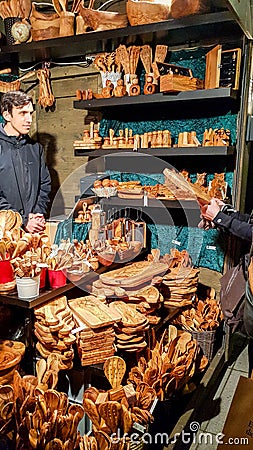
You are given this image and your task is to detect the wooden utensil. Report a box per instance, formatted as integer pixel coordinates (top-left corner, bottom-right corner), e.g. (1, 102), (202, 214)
(19, 0), (32, 18)
(0, 401), (14, 420)
(163, 168), (211, 204)
(0, 241), (6, 260)
(44, 389), (60, 415)
(0, 68), (11, 75)
(103, 356), (126, 389)
(45, 439), (63, 450)
(29, 428), (38, 449)
(58, 392), (69, 415)
(0, 385), (13, 402)
(36, 358), (48, 391)
(68, 403), (84, 420)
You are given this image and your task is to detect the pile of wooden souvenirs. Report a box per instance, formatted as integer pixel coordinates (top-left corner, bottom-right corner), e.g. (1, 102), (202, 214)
(0, 254), (224, 448)
(73, 122), (231, 151)
(0, 354), (85, 448)
(0, 329), (208, 449)
(0, 209), (52, 292)
(89, 171), (227, 202)
(0, 207), (143, 290)
(0, 0), (203, 43)
(34, 296), (76, 370)
(76, 42), (205, 102)
(27, 247), (224, 367)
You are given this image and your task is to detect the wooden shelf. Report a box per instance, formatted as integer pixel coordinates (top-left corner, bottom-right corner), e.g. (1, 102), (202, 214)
(0, 11), (241, 65)
(0, 282), (75, 309)
(74, 146), (235, 157)
(100, 196), (200, 210)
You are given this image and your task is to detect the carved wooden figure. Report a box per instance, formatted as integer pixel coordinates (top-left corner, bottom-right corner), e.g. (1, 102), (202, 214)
(144, 74), (156, 95)
(129, 77), (141, 96)
(102, 79), (114, 98)
(113, 79), (127, 97)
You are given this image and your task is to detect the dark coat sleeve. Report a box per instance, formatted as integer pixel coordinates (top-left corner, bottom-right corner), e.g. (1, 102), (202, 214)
(32, 146), (51, 216)
(213, 211), (252, 242)
(0, 189), (15, 210)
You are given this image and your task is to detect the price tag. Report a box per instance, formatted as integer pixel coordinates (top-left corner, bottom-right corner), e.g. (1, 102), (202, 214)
(149, 397), (158, 414)
(143, 191), (148, 207)
(206, 245), (217, 250)
(172, 239), (181, 246)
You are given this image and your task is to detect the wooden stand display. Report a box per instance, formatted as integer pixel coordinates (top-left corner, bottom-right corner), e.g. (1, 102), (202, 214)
(160, 73), (204, 92)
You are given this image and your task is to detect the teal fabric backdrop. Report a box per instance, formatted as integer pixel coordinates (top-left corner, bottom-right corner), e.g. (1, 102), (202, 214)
(55, 48), (236, 273)
(148, 224), (227, 272)
(54, 219), (91, 245)
(99, 48), (238, 145)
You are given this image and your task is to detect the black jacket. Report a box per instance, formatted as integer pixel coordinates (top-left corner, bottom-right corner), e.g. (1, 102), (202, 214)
(0, 126), (51, 225)
(213, 210), (252, 242)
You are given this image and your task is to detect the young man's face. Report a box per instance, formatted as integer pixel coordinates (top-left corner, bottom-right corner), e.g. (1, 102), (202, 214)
(3, 102), (34, 136)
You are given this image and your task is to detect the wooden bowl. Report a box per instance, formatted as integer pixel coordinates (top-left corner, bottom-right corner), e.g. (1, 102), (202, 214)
(127, 0), (203, 26)
(0, 350), (21, 371)
(0, 340), (25, 357)
(170, 0), (202, 19)
(126, 0), (171, 26)
(97, 249), (116, 266)
(77, 5), (128, 32)
(30, 3), (60, 41)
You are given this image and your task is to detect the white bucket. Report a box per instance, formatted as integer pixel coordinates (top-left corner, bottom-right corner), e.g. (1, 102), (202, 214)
(16, 276), (40, 299)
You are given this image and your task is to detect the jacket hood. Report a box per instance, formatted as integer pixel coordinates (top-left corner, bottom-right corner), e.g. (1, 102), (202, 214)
(0, 123), (31, 146)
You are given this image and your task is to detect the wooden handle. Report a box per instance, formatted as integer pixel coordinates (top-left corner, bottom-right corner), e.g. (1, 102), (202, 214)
(17, 71), (35, 82)
(0, 68), (12, 75)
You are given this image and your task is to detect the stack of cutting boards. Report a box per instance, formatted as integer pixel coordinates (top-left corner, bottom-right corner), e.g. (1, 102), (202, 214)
(112, 301), (150, 352)
(76, 325), (116, 366)
(34, 296), (76, 370)
(131, 285), (164, 324)
(100, 261), (168, 289)
(162, 267), (199, 307)
(68, 295), (121, 366)
(92, 260), (168, 298)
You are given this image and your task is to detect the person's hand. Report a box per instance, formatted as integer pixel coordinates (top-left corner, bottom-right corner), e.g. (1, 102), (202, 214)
(25, 213), (46, 233)
(200, 198), (224, 221)
(198, 218), (215, 230)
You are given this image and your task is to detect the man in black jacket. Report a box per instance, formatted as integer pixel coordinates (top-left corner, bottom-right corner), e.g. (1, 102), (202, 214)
(0, 91), (51, 233)
(199, 197), (252, 242)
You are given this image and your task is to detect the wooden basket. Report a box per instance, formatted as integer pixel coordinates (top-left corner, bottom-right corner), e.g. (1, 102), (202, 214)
(0, 71), (35, 94)
(0, 78), (20, 93)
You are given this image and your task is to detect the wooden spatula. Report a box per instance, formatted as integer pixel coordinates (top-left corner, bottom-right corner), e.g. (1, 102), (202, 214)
(36, 358), (47, 391)
(103, 356), (126, 389)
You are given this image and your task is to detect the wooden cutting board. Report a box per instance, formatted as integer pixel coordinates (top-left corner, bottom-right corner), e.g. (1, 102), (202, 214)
(100, 261), (168, 288)
(69, 296), (122, 329)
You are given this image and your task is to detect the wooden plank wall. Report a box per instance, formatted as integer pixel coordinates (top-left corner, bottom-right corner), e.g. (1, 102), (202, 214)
(23, 64), (101, 216)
